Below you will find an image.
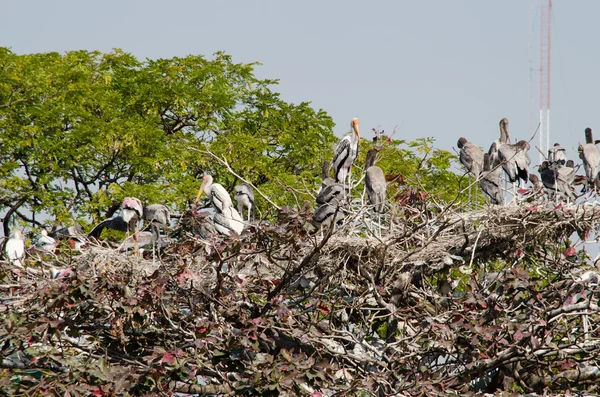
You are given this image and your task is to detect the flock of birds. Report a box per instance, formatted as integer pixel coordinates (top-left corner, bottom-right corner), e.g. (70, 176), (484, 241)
(4, 116), (600, 272)
(459, 118), (600, 205)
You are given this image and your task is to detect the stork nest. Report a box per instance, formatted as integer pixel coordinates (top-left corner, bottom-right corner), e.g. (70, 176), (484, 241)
(3, 200), (600, 396)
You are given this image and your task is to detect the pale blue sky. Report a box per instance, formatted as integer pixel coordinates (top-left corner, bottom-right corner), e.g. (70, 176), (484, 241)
(2, 1), (599, 167)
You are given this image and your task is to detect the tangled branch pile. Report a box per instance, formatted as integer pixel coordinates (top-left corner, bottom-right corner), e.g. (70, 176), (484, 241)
(3, 201), (600, 396)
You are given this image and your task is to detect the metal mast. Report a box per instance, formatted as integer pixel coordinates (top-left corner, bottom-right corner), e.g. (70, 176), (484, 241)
(539, 0), (552, 162)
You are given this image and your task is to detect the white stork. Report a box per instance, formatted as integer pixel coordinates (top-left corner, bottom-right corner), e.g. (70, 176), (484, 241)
(332, 118), (361, 188)
(479, 153), (503, 205)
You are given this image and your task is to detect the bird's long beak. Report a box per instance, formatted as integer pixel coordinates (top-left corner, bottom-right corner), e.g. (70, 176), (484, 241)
(195, 182), (206, 204)
(352, 118), (361, 141)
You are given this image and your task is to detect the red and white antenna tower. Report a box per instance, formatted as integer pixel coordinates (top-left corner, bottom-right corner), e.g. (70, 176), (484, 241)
(539, 0), (552, 162)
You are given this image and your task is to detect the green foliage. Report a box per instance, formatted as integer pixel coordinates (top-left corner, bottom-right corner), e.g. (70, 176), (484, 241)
(0, 48), (336, 233)
(0, 48), (466, 236)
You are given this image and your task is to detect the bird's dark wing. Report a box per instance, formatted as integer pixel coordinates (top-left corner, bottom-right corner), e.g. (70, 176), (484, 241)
(332, 137), (351, 180)
(316, 183), (344, 205)
(88, 216), (128, 239)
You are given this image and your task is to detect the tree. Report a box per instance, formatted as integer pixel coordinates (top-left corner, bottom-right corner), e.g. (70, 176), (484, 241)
(0, 48), (337, 236)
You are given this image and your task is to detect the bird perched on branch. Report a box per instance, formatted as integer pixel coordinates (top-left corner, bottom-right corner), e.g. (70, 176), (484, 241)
(578, 127), (600, 191)
(489, 118), (510, 167)
(498, 140), (531, 185)
(234, 183), (254, 222)
(479, 153), (502, 205)
(365, 148), (386, 213)
(457, 137), (483, 177)
(547, 143), (567, 166)
(332, 118), (361, 187)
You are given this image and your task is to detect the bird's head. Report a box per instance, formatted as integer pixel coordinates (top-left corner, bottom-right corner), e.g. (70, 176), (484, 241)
(196, 175), (213, 204)
(351, 118), (360, 141)
(499, 118), (510, 143)
(585, 127), (594, 144)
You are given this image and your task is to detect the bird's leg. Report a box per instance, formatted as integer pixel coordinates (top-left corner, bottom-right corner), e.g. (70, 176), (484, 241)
(133, 229), (139, 258)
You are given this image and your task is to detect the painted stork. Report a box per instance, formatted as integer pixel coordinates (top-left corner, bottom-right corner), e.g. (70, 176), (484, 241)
(365, 149), (386, 213)
(488, 118), (510, 167)
(548, 143), (567, 166)
(5, 230), (25, 268)
(214, 207), (244, 236)
(234, 183), (255, 222)
(479, 153), (502, 205)
(33, 229), (57, 254)
(578, 127), (600, 191)
(332, 118), (361, 187)
(498, 140), (531, 185)
(457, 137), (484, 177)
(196, 174), (233, 212)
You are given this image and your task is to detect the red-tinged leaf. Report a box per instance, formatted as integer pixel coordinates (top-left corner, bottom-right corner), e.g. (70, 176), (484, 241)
(517, 188), (529, 195)
(561, 360), (576, 371)
(554, 204), (563, 210)
(312, 392), (324, 397)
(514, 329), (525, 341)
(174, 348), (185, 357)
(565, 246), (577, 257)
(526, 205), (538, 212)
(317, 305), (330, 315)
(513, 248), (523, 258)
(161, 352), (175, 364)
(92, 391), (102, 397)
(251, 317), (262, 325)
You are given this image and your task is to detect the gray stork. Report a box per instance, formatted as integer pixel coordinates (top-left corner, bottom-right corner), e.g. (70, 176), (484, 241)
(365, 148), (386, 236)
(479, 153), (503, 205)
(578, 127), (600, 191)
(196, 174), (233, 212)
(5, 230), (25, 268)
(548, 143), (567, 166)
(319, 160), (335, 193)
(143, 204), (171, 227)
(233, 183), (255, 222)
(528, 174), (544, 194)
(457, 137), (484, 177)
(488, 118), (510, 167)
(119, 221), (161, 256)
(332, 118), (361, 188)
(214, 207), (244, 236)
(365, 149), (386, 213)
(539, 161), (575, 201)
(556, 160), (576, 201)
(498, 140), (531, 185)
